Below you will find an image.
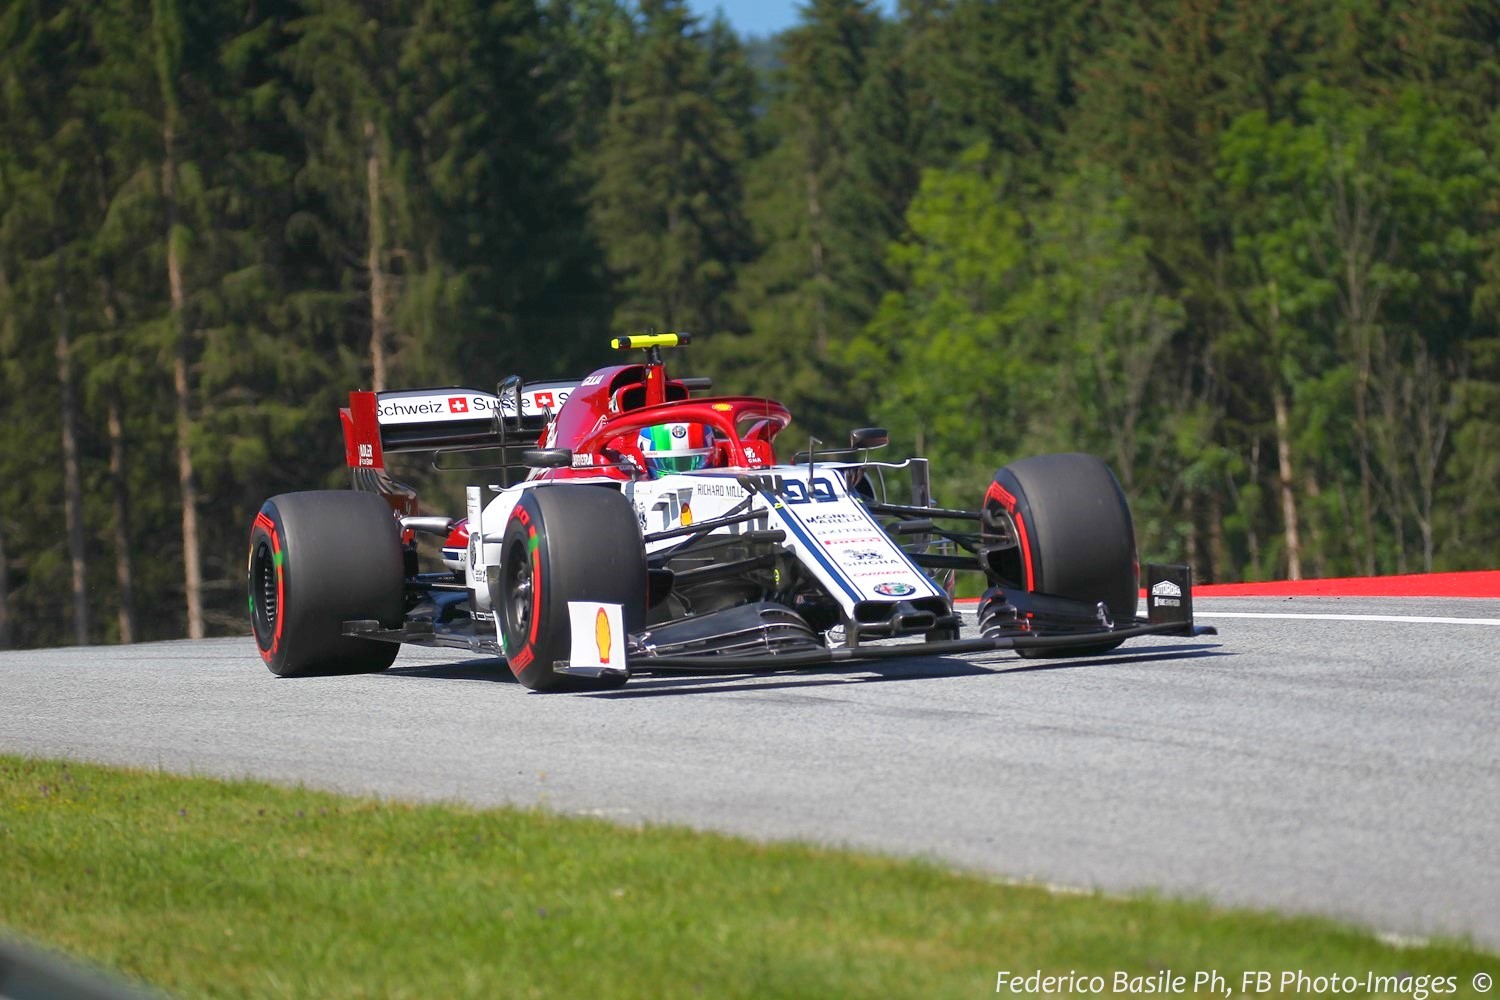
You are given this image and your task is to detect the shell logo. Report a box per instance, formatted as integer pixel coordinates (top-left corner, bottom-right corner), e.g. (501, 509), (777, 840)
(595, 606), (612, 664)
(680, 502), (693, 526)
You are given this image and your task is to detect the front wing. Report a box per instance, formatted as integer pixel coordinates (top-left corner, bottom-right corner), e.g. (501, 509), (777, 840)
(342, 564), (1215, 682)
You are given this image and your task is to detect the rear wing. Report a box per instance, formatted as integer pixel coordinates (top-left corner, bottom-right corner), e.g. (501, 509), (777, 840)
(341, 381), (577, 471)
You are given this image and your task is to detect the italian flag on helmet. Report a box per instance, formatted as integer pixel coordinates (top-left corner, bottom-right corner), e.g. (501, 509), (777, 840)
(638, 422), (714, 475)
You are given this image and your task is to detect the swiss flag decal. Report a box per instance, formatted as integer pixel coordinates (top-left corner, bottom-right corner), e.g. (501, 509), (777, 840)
(448, 397), (469, 413)
(535, 392), (554, 409)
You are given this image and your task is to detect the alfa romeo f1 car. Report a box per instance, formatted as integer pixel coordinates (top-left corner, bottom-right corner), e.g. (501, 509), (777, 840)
(247, 332), (1214, 690)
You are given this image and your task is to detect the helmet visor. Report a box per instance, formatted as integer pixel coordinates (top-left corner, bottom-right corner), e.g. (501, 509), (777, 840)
(648, 450), (711, 474)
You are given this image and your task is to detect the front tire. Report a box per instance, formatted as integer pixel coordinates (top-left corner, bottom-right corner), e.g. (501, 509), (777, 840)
(248, 491), (404, 677)
(980, 453), (1138, 657)
(496, 485), (646, 691)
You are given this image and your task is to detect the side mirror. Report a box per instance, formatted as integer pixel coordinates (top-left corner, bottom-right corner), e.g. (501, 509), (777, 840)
(849, 427), (889, 450)
(522, 448), (573, 469)
(495, 374), (525, 440)
(496, 376), (523, 428)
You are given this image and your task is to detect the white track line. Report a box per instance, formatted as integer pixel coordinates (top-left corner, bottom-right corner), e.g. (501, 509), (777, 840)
(1193, 611), (1500, 626)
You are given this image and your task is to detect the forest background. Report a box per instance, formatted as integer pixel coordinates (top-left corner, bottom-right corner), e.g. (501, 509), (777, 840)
(2, 0), (1497, 649)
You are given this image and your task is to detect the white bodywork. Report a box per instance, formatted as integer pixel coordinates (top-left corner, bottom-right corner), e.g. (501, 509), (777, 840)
(375, 384), (577, 426)
(463, 462), (943, 641)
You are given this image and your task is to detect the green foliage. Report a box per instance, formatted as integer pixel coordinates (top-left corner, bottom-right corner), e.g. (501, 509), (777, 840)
(704, 0), (886, 447)
(855, 148), (1184, 523)
(1, 0), (1498, 649)
(1219, 83), (1495, 574)
(589, 0), (755, 337)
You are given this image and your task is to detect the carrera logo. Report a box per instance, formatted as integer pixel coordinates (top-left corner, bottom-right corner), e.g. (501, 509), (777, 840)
(1151, 580), (1182, 598)
(448, 396), (469, 413)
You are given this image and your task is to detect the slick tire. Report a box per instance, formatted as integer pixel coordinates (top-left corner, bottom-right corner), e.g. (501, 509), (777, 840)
(981, 453), (1137, 658)
(248, 491), (404, 677)
(496, 485), (646, 692)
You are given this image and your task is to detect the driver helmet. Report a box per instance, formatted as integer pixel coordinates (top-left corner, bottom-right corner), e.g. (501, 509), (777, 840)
(637, 422), (715, 476)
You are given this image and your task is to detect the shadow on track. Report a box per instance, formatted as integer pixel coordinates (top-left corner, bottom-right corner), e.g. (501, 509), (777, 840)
(383, 658), (518, 683)
(374, 643), (1229, 694)
(580, 643), (1230, 699)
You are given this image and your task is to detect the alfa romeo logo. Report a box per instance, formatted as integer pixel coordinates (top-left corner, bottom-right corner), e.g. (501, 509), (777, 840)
(873, 581), (916, 597)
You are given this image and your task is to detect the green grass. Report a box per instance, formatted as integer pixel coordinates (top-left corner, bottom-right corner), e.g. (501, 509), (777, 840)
(1, 755), (1493, 999)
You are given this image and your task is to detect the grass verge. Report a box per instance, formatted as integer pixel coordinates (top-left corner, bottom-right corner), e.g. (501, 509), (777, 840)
(2, 755), (1493, 998)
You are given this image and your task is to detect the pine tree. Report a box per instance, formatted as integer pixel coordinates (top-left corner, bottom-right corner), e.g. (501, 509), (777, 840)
(0, 0), (101, 645)
(283, 0), (410, 390)
(723, 0), (880, 445)
(590, 0), (755, 336)
(395, 0), (608, 383)
(906, 0), (1100, 166)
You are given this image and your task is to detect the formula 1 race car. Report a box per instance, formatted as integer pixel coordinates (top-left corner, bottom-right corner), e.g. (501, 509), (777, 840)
(246, 332), (1214, 690)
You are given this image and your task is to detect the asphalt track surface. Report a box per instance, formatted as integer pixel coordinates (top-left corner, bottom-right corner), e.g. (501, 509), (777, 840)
(3, 595), (1498, 949)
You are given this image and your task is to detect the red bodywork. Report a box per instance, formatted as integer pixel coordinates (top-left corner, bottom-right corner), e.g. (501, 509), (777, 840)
(341, 359), (791, 484)
(531, 363), (788, 480)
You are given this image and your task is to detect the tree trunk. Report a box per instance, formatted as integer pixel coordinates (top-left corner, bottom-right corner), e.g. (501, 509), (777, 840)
(56, 277), (90, 646)
(1184, 489), (1198, 577)
(1265, 280), (1301, 580)
(1272, 381), (1302, 580)
(1208, 491), (1226, 584)
(1372, 332), (1409, 575)
(1318, 169), (1387, 578)
(0, 508), (10, 650)
(163, 115), (204, 640)
(365, 118), (389, 391)
(97, 279), (137, 644)
(107, 399), (137, 643)
(1, 267), (13, 650)
(1303, 472), (1326, 579)
(806, 164), (827, 356)
(1408, 346), (1454, 574)
(1353, 337), (1376, 576)
(1246, 439), (1262, 577)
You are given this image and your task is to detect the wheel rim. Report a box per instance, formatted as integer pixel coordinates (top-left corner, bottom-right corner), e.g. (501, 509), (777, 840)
(503, 538), (532, 647)
(250, 538), (279, 648)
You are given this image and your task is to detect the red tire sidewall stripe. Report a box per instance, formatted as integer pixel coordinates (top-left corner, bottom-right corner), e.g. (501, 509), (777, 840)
(506, 503), (542, 678)
(250, 510), (284, 662)
(527, 524), (542, 647)
(1012, 510), (1036, 591)
(985, 479), (1036, 591)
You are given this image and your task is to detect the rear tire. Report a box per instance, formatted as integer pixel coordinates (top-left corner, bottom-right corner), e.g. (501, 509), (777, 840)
(248, 491), (404, 677)
(980, 453), (1137, 658)
(496, 485), (646, 691)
